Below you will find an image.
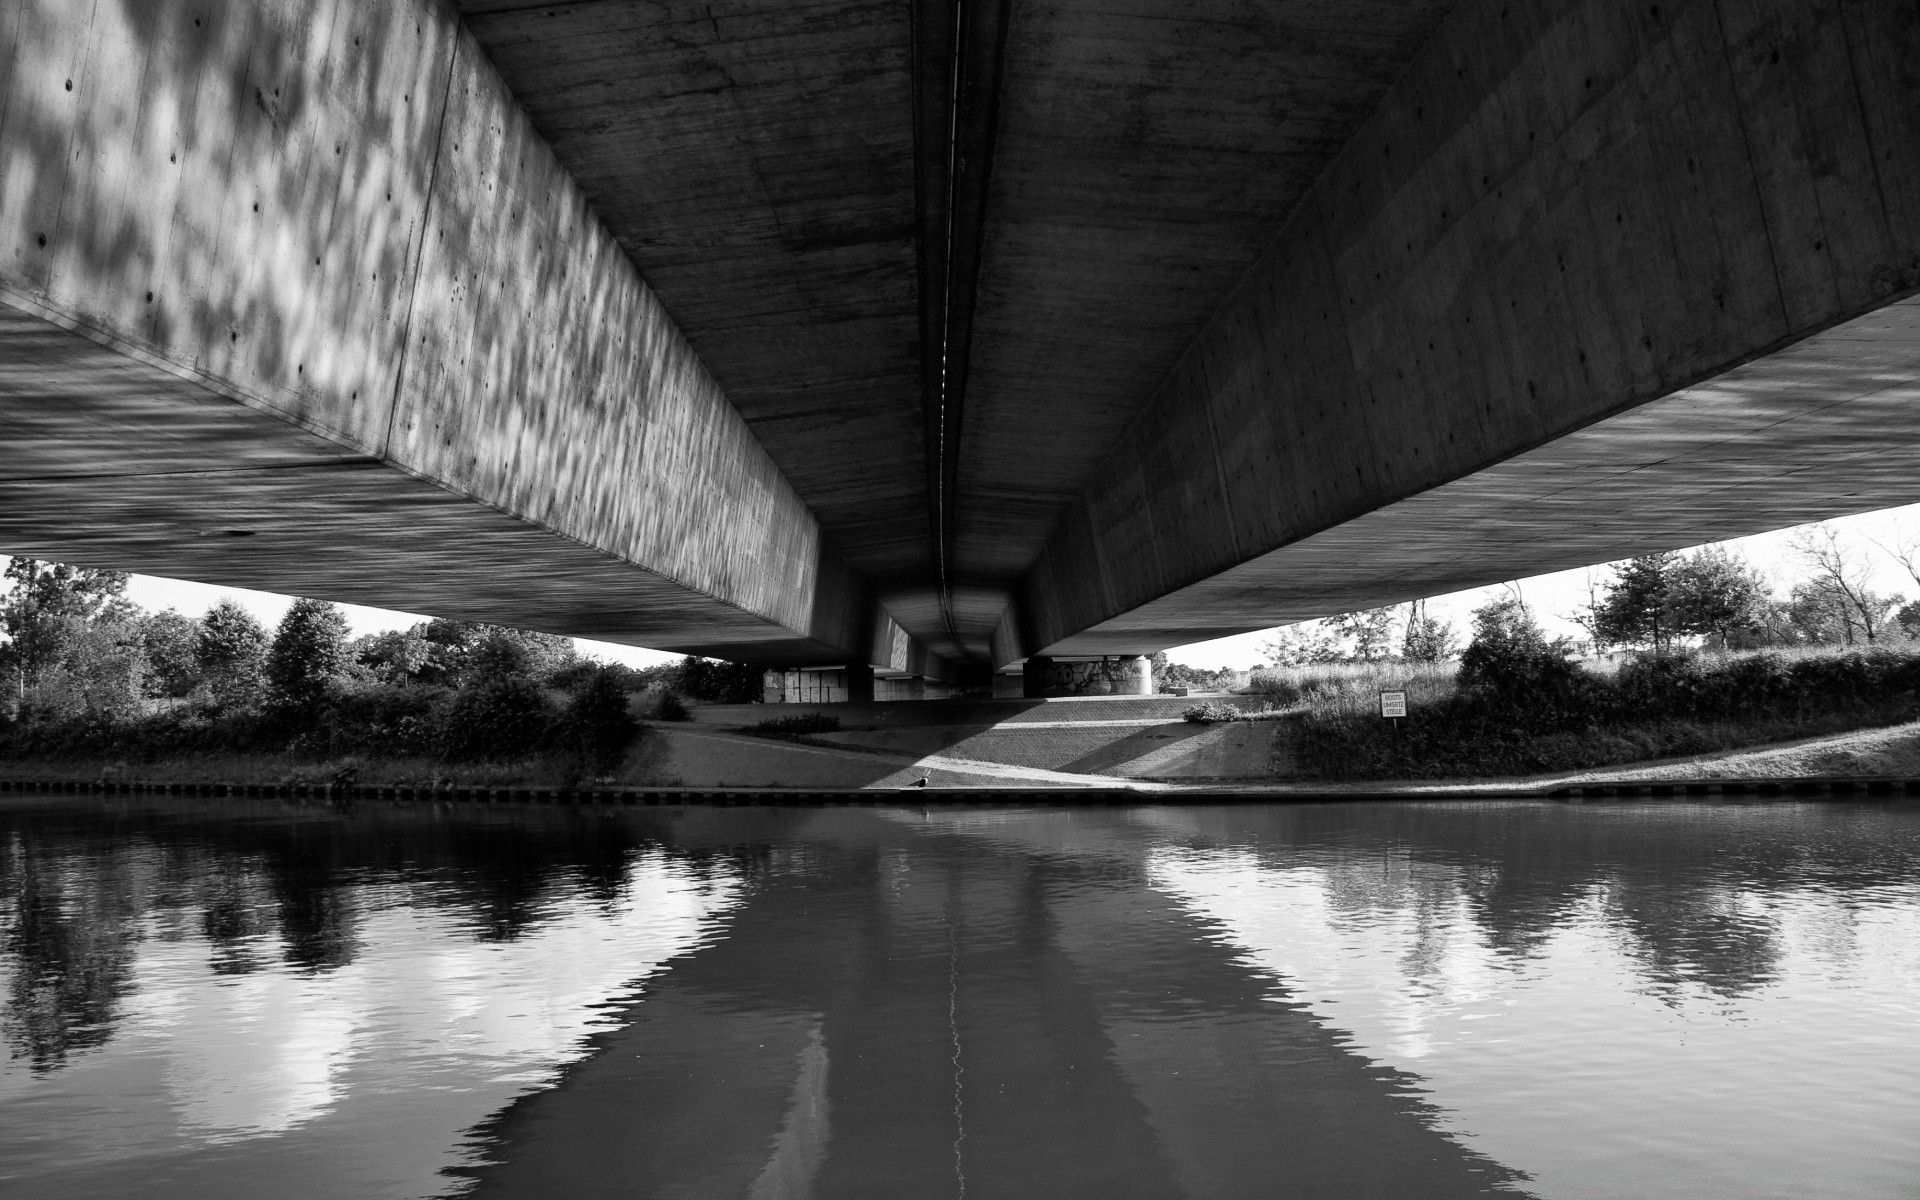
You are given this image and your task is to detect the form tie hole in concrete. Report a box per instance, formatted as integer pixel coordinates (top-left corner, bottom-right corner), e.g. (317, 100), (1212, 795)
(36, 234), (46, 247)
(65, 79), (72, 91)
(170, 153), (176, 163)
(145, 292), (153, 303)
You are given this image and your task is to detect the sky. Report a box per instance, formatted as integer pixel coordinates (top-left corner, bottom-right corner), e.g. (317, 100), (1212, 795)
(5, 500), (1918, 674)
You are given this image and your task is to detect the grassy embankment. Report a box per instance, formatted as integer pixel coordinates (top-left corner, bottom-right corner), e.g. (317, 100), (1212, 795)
(1264, 645), (1920, 780)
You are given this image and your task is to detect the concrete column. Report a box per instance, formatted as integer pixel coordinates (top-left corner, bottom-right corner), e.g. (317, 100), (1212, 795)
(1022, 656), (1057, 699)
(845, 663), (876, 705)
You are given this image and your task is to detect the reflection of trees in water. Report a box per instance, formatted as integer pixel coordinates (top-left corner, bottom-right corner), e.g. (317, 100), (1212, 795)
(1, 839), (145, 1073)
(1178, 803), (1920, 1001)
(0, 801), (755, 1073)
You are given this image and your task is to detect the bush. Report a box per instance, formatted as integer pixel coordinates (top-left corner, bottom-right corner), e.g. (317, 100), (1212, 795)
(564, 669), (638, 776)
(435, 677), (556, 761)
(1183, 701), (1242, 724)
(754, 713), (840, 736)
(644, 689), (689, 721)
(319, 685), (442, 758)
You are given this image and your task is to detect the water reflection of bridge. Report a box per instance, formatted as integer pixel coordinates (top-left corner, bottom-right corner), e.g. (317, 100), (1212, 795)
(464, 807), (1526, 1198)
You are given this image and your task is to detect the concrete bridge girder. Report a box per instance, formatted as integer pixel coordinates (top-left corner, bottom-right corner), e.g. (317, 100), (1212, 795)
(0, 0), (927, 672)
(4, 0), (1919, 695)
(1003, 0), (1920, 664)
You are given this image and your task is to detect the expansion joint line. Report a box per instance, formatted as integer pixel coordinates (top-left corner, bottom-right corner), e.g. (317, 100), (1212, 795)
(920, 0), (1010, 661)
(933, 0), (967, 656)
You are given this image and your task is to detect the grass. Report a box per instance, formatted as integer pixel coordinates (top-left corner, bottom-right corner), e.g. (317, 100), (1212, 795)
(1242, 659), (1458, 715)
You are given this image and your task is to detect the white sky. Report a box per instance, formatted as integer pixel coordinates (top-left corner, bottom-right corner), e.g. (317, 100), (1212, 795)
(5, 500), (1918, 673)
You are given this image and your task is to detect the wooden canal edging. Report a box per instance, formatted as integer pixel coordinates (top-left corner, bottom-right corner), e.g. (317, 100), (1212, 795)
(0, 777), (1917, 805)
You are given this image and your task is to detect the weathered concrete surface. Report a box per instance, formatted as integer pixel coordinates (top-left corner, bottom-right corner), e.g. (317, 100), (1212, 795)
(0, 0), (903, 666)
(1011, 0), (1920, 660)
(9, 0), (1920, 675)
(451, 0), (929, 591)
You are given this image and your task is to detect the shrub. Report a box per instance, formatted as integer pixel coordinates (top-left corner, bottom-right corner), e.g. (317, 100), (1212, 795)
(565, 668), (638, 776)
(755, 713), (840, 736)
(319, 684), (442, 758)
(646, 689), (689, 721)
(1182, 701), (1242, 724)
(435, 677), (555, 761)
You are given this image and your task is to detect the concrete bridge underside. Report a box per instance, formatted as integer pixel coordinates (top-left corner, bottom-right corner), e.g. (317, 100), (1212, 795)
(2, 0), (1918, 683)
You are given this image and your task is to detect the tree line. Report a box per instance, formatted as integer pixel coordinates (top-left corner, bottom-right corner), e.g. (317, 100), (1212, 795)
(0, 557), (761, 777)
(1258, 522), (1920, 668)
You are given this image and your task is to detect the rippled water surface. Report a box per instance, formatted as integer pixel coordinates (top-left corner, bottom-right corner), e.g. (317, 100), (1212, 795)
(2, 795), (1917, 1199)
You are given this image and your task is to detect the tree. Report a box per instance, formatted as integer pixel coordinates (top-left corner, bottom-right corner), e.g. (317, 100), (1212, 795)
(34, 620), (149, 718)
(1789, 524), (1900, 644)
(267, 597), (351, 709)
(354, 629), (432, 687)
(1873, 522), (1920, 595)
(1787, 580), (1852, 644)
(677, 657), (761, 703)
(1667, 546), (1769, 646)
(1457, 597), (1578, 700)
(2, 557), (134, 702)
(1401, 599), (1458, 663)
(565, 667), (638, 777)
(1592, 553), (1681, 650)
(1567, 567), (1611, 654)
(1326, 607), (1397, 661)
(1898, 601), (1920, 640)
(139, 609), (202, 699)
(197, 601), (269, 708)
(1261, 622), (1343, 666)
(417, 620), (577, 685)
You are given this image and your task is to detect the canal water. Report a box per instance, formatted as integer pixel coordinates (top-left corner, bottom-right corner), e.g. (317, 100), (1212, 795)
(1, 795), (1917, 1199)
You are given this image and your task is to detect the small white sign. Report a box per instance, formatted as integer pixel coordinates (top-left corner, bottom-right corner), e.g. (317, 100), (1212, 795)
(1379, 690), (1407, 719)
